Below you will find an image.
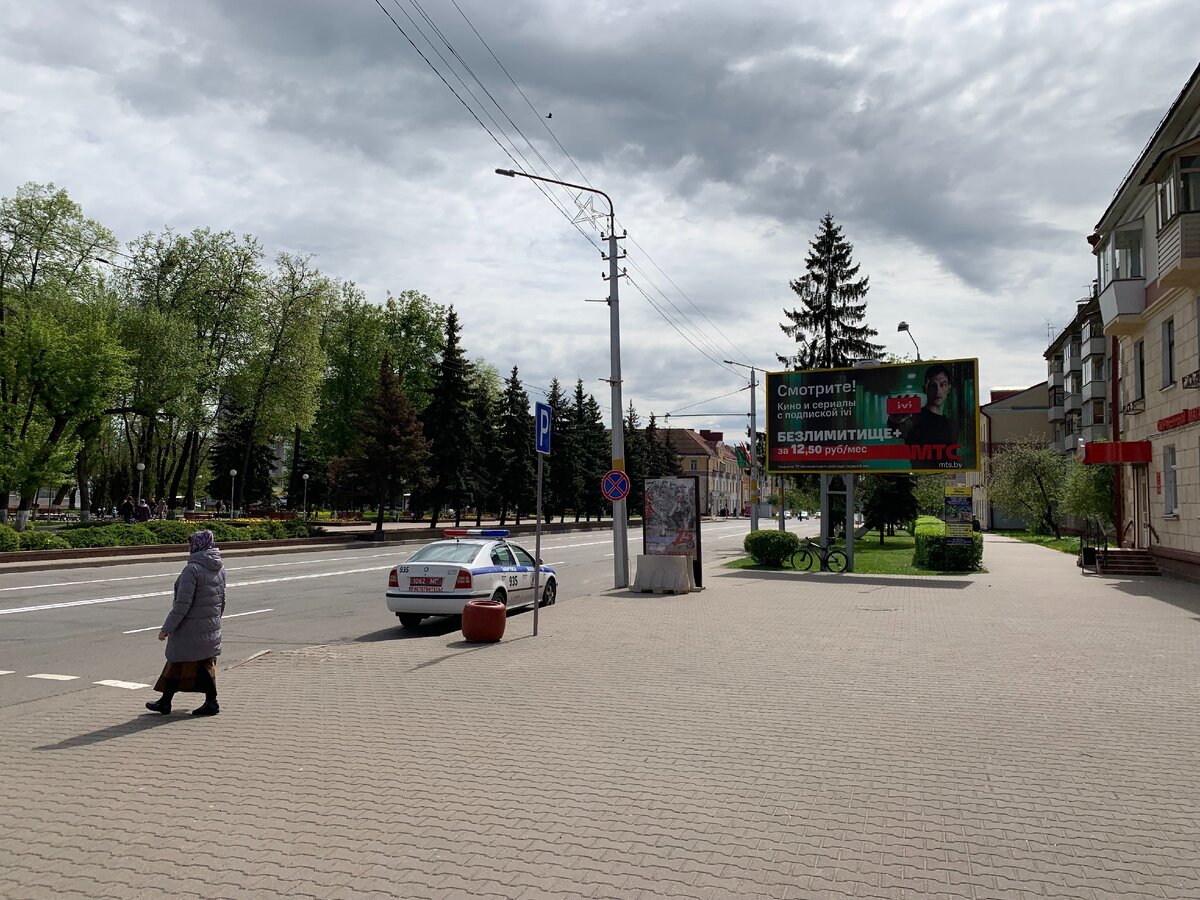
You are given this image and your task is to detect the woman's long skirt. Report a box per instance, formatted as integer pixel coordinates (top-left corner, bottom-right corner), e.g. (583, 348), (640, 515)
(153, 658), (217, 694)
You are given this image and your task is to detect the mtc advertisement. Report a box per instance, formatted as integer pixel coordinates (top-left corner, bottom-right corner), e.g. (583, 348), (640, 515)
(766, 359), (980, 473)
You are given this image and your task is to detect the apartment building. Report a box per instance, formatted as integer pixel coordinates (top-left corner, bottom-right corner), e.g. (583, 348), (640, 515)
(1045, 294), (1111, 456)
(1088, 62), (1200, 580)
(974, 384), (1052, 529)
(661, 428), (743, 516)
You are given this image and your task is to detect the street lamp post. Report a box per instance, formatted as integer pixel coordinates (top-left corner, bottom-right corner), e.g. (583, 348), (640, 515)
(229, 469), (237, 521)
(301, 473), (309, 521)
(496, 167), (629, 588)
(135, 462), (146, 507)
(897, 321), (921, 360)
(724, 360), (764, 533)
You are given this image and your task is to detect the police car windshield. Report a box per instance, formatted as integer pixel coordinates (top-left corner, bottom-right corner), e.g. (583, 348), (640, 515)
(407, 541), (484, 564)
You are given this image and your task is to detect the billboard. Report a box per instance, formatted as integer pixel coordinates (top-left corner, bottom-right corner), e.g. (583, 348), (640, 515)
(643, 476), (703, 587)
(766, 359), (980, 474)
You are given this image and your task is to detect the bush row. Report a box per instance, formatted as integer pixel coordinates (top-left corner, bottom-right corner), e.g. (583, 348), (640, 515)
(912, 518), (983, 571)
(0, 518), (317, 552)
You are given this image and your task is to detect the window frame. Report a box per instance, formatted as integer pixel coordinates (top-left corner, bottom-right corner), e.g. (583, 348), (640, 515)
(1162, 318), (1175, 388)
(1133, 340), (1146, 401)
(1163, 445), (1178, 516)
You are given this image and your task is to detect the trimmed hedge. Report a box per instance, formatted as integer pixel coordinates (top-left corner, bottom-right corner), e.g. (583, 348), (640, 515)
(17, 530), (72, 551)
(912, 519), (983, 571)
(743, 529), (802, 567)
(0, 524), (19, 552)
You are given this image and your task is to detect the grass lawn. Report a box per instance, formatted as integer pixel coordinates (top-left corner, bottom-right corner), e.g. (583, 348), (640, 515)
(725, 529), (986, 576)
(992, 530), (1079, 555)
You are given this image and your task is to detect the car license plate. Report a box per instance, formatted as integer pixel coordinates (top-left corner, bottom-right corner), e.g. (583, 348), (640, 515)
(409, 576), (442, 591)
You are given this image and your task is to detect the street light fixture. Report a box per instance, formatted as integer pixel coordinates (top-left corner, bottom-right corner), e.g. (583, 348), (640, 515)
(229, 468), (237, 521)
(495, 166), (629, 588)
(135, 462), (146, 506)
(301, 473), (309, 521)
(897, 321), (921, 360)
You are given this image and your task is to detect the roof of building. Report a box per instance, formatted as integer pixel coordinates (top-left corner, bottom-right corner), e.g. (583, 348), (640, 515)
(1093, 61), (1200, 235)
(661, 428), (720, 458)
(981, 381), (1049, 412)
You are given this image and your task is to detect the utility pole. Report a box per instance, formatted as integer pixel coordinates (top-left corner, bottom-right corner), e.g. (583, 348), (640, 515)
(724, 360), (763, 533)
(495, 167), (629, 588)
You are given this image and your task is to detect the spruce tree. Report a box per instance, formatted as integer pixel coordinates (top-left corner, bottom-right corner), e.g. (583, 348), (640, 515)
(623, 402), (647, 517)
(468, 369), (501, 526)
(544, 379), (576, 522)
(497, 367), (534, 525)
(420, 306), (476, 527)
(779, 213), (883, 369)
(340, 353), (430, 535)
(574, 385), (610, 521)
(208, 402), (276, 511)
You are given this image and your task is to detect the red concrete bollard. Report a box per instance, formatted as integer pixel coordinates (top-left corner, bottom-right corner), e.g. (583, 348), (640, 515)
(461, 598), (506, 642)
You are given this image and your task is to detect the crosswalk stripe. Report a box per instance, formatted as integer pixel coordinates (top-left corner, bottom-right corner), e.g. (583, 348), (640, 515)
(28, 673), (79, 681)
(93, 680), (150, 690)
(0, 670), (14, 675)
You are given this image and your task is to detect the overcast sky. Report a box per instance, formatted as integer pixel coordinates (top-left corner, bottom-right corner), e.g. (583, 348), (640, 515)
(2, 0), (1196, 438)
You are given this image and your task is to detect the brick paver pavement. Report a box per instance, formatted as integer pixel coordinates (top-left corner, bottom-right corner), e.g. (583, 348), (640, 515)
(2, 535), (1199, 899)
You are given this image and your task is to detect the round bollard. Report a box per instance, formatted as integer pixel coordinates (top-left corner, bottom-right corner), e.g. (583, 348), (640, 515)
(461, 598), (506, 642)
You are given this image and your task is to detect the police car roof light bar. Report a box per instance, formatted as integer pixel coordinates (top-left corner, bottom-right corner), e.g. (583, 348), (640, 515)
(442, 529), (510, 538)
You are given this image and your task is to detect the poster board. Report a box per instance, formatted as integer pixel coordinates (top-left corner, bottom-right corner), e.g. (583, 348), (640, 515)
(643, 476), (703, 587)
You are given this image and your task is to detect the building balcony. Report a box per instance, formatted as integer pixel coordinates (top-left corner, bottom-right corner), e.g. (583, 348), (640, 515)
(1048, 403), (1065, 422)
(1066, 347), (1082, 371)
(1157, 212), (1200, 290)
(1082, 335), (1106, 359)
(1082, 379), (1106, 403)
(1098, 277), (1146, 335)
(1047, 368), (1063, 387)
(1082, 423), (1109, 443)
(1064, 392), (1082, 413)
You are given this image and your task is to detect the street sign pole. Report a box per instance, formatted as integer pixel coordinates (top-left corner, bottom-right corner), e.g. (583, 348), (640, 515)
(533, 402), (552, 636)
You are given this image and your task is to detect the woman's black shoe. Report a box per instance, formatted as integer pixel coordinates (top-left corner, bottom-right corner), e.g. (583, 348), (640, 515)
(145, 698), (172, 715)
(191, 700), (220, 717)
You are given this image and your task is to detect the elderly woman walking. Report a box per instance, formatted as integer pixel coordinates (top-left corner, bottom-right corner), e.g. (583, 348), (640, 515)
(145, 529), (226, 717)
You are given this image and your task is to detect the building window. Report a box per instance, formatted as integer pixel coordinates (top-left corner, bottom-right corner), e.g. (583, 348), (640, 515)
(1088, 357), (1104, 384)
(1134, 340), (1145, 400)
(1163, 445), (1178, 516)
(1050, 386), (1064, 407)
(1091, 399), (1105, 425)
(690, 460), (697, 471)
(1158, 172), (1178, 229)
(1183, 155), (1200, 212)
(1114, 228), (1143, 279)
(1162, 318), (1175, 387)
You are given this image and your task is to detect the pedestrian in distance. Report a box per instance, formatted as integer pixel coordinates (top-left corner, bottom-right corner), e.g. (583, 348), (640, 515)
(155, 496), (167, 519)
(135, 498), (152, 523)
(145, 529), (226, 717)
(119, 495), (134, 524)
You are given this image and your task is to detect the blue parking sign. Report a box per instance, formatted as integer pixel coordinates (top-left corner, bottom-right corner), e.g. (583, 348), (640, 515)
(535, 402), (552, 454)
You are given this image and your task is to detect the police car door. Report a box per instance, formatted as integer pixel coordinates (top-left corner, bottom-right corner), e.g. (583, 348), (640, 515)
(489, 544), (521, 604)
(509, 543), (538, 606)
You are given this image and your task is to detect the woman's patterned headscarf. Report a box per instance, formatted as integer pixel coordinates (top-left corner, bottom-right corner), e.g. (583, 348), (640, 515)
(189, 529), (216, 553)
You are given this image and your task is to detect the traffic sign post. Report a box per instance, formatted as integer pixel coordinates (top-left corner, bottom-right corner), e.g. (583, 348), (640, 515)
(532, 403), (551, 636)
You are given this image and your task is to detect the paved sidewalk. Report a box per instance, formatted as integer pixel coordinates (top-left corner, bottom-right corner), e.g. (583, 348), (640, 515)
(3, 535), (1199, 899)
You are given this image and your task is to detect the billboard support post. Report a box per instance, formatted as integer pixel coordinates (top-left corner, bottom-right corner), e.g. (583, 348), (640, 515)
(844, 474), (855, 572)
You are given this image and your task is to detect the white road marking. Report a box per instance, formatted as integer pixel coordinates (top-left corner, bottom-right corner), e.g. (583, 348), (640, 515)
(0, 565), (393, 617)
(28, 673), (79, 681)
(122, 608), (273, 634)
(0, 553), (399, 593)
(94, 680), (149, 690)
(0, 670), (14, 676)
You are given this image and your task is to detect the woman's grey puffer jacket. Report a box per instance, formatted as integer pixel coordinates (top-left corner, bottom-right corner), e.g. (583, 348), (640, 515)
(162, 548), (226, 663)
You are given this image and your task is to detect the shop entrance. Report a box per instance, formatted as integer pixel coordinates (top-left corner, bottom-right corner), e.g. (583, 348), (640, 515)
(1132, 464), (1151, 549)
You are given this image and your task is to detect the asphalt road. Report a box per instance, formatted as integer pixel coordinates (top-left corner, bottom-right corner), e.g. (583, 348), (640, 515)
(0, 518), (817, 710)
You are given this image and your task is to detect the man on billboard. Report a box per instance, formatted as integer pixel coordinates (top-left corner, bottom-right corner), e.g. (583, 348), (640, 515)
(887, 363), (957, 451)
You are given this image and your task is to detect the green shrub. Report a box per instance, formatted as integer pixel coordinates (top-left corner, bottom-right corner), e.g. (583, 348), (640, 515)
(912, 519), (983, 571)
(107, 524), (159, 546)
(743, 529), (802, 567)
(266, 521), (288, 540)
(0, 524), (19, 552)
(206, 522), (242, 543)
(18, 530), (71, 551)
(61, 526), (119, 548)
(283, 520), (311, 538)
(145, 520), (199, 544)
(243, 526), (271, 541)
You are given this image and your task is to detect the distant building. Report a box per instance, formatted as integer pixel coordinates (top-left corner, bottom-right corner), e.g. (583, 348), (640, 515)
(975, 384), (1052, 530)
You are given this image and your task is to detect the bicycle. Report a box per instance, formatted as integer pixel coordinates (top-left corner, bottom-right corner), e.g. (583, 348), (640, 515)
(791, 538), (848, 573)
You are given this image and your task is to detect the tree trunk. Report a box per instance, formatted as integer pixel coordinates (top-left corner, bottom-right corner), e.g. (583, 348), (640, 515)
(375, 487), (386, 534)
(0, 492), (8, 524)
(168, 430), (195, 519)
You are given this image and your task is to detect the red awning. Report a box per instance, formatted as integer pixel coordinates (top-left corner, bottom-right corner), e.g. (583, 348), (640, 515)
(1081, 441), (1152, 464)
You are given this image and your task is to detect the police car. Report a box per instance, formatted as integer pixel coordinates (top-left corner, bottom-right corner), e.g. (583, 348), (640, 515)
(385, 529), (558, 629)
